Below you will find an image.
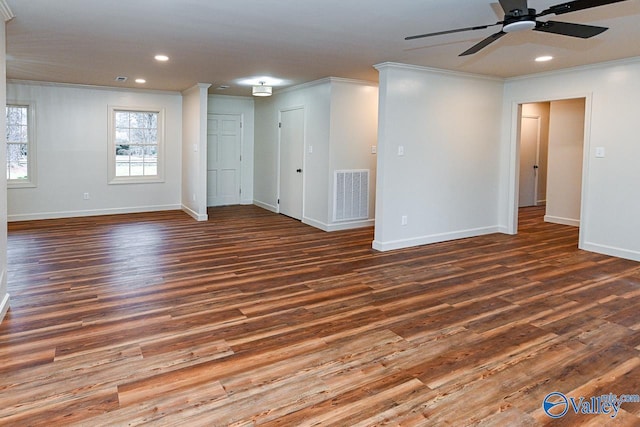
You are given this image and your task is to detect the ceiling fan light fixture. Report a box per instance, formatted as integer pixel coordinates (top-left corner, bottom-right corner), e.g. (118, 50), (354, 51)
(406, 0), (624, 56)
(503, 20), (536, 33)
(252, 82), (272, 97)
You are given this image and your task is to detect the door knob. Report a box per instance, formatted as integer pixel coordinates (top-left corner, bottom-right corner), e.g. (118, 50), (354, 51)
(296, 168), (302, 173)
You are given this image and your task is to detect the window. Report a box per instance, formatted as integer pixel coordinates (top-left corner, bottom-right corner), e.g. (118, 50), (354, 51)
(109, 107), (164, 184)
(6, 103), (36, 187)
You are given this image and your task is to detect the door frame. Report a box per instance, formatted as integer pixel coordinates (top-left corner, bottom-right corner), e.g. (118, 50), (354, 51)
(206, 112), (244, 207)
(508, 94), (592, 251)
(277, 106), (306, 219)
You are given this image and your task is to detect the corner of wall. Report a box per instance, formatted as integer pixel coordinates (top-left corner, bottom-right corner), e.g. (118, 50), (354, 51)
(0, 18), (9, 324)
(0, 289), (9, 324)
(181, 204), (208, 221)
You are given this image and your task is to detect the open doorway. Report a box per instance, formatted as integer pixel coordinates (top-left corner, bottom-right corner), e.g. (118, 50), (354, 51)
(516, 98), (586, 230)
(519, 103), (549, 209)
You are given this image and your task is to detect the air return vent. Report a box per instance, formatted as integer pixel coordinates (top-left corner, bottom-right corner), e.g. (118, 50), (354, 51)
(334, 170), (369, 222)
(114, 76), (128, 82)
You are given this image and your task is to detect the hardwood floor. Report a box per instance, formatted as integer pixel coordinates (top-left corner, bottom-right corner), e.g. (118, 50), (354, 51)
(1, 205), (639, 426)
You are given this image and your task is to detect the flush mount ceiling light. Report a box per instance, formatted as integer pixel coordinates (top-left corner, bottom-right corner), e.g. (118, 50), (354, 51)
(535, 55), (554, 62)
(154, 54), (169, 62)
(252, 81), (272, 97)
(135, 78), (146, 84)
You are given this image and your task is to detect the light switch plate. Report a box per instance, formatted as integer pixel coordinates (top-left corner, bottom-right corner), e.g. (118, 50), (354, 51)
(595, 147), (605, 158)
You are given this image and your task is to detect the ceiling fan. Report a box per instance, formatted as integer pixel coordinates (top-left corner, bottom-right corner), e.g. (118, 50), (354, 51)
(405, 0), (628, 56)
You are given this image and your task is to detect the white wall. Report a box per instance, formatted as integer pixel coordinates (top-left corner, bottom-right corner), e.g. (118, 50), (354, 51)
(374, 63), (504, 251)
(1, 19), (9, 323)
(6, 82), (183, 221)
(328, 80), (378, 230)
(253, 79), (332, 223)
(181, 83), (210, 221)
(208, 95), (255, 204)
(253, 78), (378, 231)
(502, 58), (640, 262)
(545, 98), (585, 227)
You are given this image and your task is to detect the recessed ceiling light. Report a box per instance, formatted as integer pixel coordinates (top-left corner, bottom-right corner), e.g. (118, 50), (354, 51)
(535, 55), (553, 62)
(135, 78), (146, 84)
(154, 54), (169, 62)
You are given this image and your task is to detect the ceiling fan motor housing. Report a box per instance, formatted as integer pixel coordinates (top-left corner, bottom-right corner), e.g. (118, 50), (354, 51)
(503, 8), (537, 32)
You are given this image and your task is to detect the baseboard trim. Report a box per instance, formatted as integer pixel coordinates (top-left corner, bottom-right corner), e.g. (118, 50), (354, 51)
(254, 200), (278, 213)
(372, 226), (501, 252)
(497, 226), (512, 235)
(8, 204), (182, 222)
(0, 288), (9, 325)
(581, 242), (640, 263)
(544, 215), (580, 227)
(181, 205), (208, 221)
(303, 217), (375, 232)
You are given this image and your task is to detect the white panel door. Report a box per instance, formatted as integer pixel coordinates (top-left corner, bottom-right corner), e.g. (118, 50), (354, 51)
(207, 114), (241, 206)
(279, 108), (304, 220)
(519, 116), (541, 208)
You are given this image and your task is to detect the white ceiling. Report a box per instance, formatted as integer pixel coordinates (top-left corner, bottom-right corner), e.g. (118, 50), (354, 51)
(5, 0), (640, 96)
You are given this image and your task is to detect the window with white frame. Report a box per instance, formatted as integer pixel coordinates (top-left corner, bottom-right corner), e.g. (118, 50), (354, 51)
(108, 107), (164, 184)
(6, 103), (36, 187)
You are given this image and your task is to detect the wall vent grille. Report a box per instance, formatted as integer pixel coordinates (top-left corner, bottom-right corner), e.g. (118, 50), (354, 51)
(334, 169), (369, 222)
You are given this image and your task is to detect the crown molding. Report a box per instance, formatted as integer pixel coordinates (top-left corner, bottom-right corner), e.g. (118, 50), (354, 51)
(7, 79), (181, 95)
(374, 62), (505, 83)
(274, 76), (378, 97)
(0, 0), (14, 22)
(326, 77), (378, 87)
(208, 94), (254, 101)
(181, 82), (212, 96)
(506, 56), (640, 83)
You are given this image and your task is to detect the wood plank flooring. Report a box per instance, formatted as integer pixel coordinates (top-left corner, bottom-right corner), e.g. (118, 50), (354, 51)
(1, 205), (639, 426)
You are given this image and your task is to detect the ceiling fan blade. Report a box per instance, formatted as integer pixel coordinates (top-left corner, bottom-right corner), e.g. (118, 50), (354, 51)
(405, 23), (501, 40)
(499, 0), (529, 15)
(459, 31), (507, 56)
(534, 20), (608, 38)
(538, 0), (628, 17)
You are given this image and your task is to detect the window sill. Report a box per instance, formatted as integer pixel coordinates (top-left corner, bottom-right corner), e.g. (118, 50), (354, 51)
(8, 181), (37, 189)
(108, 176), (165, 185)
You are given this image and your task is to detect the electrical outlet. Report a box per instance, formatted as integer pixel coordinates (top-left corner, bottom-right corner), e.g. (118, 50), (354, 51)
(401, 215), (408, 226)
(398, 145), (404, 156)
(192, 193), (196, 202)
(371, 145), (377, 154)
